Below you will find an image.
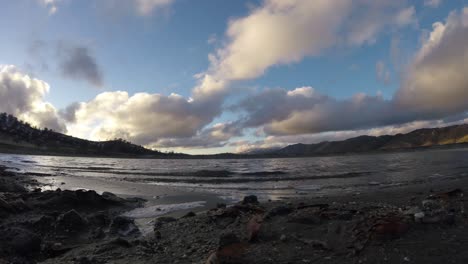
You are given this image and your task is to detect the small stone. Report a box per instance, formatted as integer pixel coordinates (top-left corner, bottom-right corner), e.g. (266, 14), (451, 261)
(280, 234), (287, 242)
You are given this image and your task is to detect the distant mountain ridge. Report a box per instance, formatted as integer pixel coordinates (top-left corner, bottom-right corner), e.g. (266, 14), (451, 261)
(274, 124), (468, 156)
(0, 112), (467, 158)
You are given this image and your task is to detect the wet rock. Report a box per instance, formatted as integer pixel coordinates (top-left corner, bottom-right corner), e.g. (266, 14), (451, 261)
(242, 195), (258, 205)
(109, 216), (140, 237)
(102, 192), (124, 203)
(55, 209), (88, 233)
(154, 216), (177, 229)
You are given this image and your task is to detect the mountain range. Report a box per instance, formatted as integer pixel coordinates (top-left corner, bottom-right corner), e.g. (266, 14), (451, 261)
(0, 112), (467, 158)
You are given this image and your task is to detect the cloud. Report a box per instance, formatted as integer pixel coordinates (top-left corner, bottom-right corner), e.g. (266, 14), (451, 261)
(395, 7), (468, 115)
(134, 0), (175, 16)
(64, 91), (224, 146)
(0, 65), (66, 132)
(102, 0), (175, 17)
(235, 7), (468, 137)
(148, 122), (243, 149)
(38, 0), (61, 15)
(424, 0), (442, 8)
(57, 43), (104, 87)
(376, 60), (391, 84)
(194, 0), (417, 103)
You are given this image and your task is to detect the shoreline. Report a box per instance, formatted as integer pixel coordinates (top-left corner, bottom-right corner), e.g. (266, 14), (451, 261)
(1, 163), (468, 263)
(0, 142), (467, 160)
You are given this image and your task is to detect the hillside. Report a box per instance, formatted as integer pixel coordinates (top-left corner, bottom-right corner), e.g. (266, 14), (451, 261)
(0, 113), (176, 157)
(275, 124), (468, 156)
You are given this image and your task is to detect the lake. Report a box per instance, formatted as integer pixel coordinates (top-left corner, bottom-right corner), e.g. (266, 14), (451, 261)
(1, 148), (467, 204)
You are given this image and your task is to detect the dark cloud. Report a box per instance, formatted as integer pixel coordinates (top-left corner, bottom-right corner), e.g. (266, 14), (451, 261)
(58, 44), (104, 87)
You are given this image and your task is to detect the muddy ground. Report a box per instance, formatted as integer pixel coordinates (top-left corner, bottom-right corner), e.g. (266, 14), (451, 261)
(1, 165), (468, 264)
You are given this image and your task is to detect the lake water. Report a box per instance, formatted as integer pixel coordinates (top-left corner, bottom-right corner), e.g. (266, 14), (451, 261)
(1, 148), (467, 203)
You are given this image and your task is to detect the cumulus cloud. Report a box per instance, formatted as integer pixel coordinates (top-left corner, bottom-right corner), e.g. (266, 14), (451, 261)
(395, 7), (468, 115)
(63, 91), (223, 146)
(235, 7), (468, 138)
(57, 44), (104, 87)
(149, 122), (243, 149)
(205, 0), (415, 83)
(0, 65), (66, 132)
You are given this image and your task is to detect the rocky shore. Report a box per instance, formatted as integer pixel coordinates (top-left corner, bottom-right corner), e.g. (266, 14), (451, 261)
(1, 165), (468, 264)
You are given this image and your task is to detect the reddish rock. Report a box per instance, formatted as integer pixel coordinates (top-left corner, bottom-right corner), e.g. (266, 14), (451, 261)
(247, 214), (263, 242)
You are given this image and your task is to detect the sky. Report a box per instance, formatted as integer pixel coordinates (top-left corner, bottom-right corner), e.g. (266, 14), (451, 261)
(0, 0), (468, 154)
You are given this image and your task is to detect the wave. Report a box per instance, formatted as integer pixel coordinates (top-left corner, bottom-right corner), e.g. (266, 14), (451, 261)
(119, 171), (371, 184)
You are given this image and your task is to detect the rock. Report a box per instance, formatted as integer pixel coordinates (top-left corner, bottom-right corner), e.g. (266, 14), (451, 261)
(265, 205), (293, 219)
(373, 219), (409, 239)
(422, 199), (441, 210)
(102, 191), (124, 203)
(206, 251), (219, 264)
(247, 214), (263, 242)
(154, 216), (177, 229)
(414, 212), (425, 223)
(75, 189), (106, 204)
(403, 206), (422, 216)
(32, 215), (56, 232)
(288, 212), (322, 225)
(0, 197), (13, 212)
(109, 216), (140, 237)
(213, 233), (248, 262)
(218, 233), (241, 249)
(55, 209), (88, 233)
(216, 203), (227, 209)
(3, 228), (42, 255)
(182, 211), (196, 218)
(280, 234), (287, 242)
(242, 195), (258, 205)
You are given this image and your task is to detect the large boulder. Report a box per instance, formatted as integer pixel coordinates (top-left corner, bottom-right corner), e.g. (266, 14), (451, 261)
(109, 216), (140, 237)
(55, 209), (88, 233)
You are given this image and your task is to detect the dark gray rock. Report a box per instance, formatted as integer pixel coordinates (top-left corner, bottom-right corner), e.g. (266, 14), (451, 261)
(109, 216), (140, 237)
(242, 195), (258, 205)
(55, 209), (88, 233)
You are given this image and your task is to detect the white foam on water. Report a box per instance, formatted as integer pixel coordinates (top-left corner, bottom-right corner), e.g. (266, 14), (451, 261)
(123, 201), (206, 219)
